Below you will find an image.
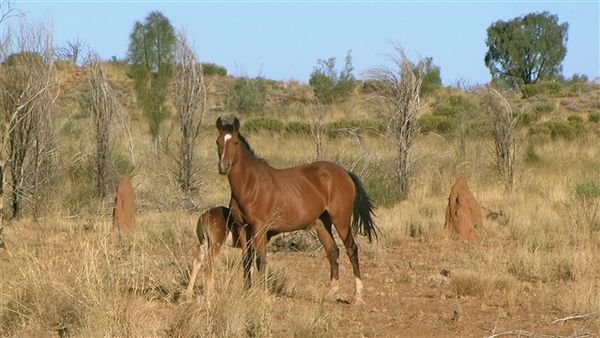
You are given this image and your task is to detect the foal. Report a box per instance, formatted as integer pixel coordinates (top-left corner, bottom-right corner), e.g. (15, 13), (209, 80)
(186, 206), (245, 297)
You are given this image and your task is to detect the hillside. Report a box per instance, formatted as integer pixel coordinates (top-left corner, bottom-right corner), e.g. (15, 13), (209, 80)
(0, 61), (599, 337)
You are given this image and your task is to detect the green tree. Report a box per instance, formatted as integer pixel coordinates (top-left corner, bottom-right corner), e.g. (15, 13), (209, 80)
(127, 11), (176, 157)
(484, 11), (568, 88)
(415, 57), (441, 97)
(309, 50), (356, 104)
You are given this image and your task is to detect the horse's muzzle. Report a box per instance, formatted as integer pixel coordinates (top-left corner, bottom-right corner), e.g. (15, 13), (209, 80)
(218, 163), (230, 175)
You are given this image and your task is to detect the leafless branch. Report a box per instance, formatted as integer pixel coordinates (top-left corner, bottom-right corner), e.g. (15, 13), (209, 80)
(0, 19), (57, 218)
(552, 312), (600, 324)
(86, 52), (120, 198)
(365, 44), (423, 199)
(481, 87), (522, 193)
(172, 30), (207, 196)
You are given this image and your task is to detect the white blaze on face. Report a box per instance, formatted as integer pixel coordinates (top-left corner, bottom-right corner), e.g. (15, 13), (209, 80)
(221, 133), (232, 162)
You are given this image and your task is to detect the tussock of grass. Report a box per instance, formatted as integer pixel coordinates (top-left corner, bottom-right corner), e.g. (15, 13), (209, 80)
(450, 270), (515, 298)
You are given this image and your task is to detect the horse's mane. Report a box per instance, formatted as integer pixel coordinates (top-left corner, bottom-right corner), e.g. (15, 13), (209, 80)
(221, 122), (267, 164)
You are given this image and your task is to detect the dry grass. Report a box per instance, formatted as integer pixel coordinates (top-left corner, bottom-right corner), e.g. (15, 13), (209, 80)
(1, 98), (599, 336)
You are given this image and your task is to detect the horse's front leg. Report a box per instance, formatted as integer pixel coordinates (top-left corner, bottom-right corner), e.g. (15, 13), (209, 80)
(240, 226), (253, 289)
(314, 221), (340, 299)
(253, 229), (269, 289)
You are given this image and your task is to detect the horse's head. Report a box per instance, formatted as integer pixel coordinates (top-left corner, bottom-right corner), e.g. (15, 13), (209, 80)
(215, 117), (240, 175)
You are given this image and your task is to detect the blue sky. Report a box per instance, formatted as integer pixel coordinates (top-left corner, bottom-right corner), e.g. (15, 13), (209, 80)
(10, 0), (600, 85)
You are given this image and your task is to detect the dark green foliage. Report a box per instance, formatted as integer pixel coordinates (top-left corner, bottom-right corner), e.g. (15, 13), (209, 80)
(326, 119), (384, 136)
(416, 57), (442, 97)
(521, 81), (562, 98)
(226, 76), (267, 114)
(364, 170), (404, 207)
(575, 179), (600, 201)
(485, 11), (568, 88)
(418, 114), (454, 133)
(529, 118), (585, 140)
(567, 114), (583, 124)
(127, 11), (176, 142)
(243, 117), (284, 133)
(202, 62), (227, 76)
(588, 112), (600, 123)
(420, 93), (480, 136)
(4, 51), (45, 66)
(113, 152), (136, 176)
(360, 79), (385, 94)
(525, 144), (541, 163)
(241, 118), (383, 137)
(531, 100), (555, 115)
(309, 50), (356, 104)
(284, 121), (311, 135)
(519, 111), (539, 126)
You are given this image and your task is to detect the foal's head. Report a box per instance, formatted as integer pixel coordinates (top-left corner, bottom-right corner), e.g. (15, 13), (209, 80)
(215, 117), (241, 175)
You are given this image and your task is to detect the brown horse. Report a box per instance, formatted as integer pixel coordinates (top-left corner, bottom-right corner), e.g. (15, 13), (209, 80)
(186, 206), (246, 297)
(216, 117), (379, 304)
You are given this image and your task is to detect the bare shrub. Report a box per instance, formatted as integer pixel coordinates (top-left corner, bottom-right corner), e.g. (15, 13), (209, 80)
(0, 20), (58, 218)
(309, 101), (327, 160)
(481, 88), (522, 192)
(85, 53), (119, 198)
(366, 45), (423, 199)
(56, 37), (86, 65)
(171, 31), (207, 196)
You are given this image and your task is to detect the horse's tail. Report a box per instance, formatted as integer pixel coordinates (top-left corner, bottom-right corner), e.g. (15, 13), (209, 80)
(348, 172), (379, 242)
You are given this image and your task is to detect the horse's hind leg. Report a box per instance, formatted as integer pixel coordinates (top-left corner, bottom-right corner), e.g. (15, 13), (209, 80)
(330, 212), (364, 305)
(315, 213), (340, 299)
(186, 243), (204, 299)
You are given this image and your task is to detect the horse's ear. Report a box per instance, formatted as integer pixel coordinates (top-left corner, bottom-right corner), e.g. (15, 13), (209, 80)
(233, 117), (240, 133)
(216, 117), (223, 131)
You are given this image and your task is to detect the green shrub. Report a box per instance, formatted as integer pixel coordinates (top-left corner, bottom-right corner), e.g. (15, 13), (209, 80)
(284, 121), (311, 135)
(521, 81), (562, 98)
(360, 79), (385, 94)
(418, 114), (455, 133)
(589, 112), (600, 123)
(5, 51), (45, 66)
(528, 115), (588, 140)
(525, 144), (541, 163)
(113, 152), (136, 176)
(202, 62), (227, 76)
(575, 179), (600, 201)
(425, 93), (478, 135)
(309, 51), (355, 104)
(573, 178), (600, 232)
(519, 111), (539, 125)
(532, 100), (555, 115)
(364, 171), (404, 207)
(243, 117), (284, 133)
(567, 114), (583, 123)
(226, 76), (266, 114)
(325, 119), (384, 137)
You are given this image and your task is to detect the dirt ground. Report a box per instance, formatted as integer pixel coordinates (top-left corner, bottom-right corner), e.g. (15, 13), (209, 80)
(251, 234), (599, 337)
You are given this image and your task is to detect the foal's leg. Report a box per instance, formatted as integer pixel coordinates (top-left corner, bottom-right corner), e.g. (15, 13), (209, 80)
(315, 214), (340, 298)
(205, 228), (226, 298)
(331, 213), (364, 304)
(186, 242), (204, 298)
